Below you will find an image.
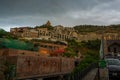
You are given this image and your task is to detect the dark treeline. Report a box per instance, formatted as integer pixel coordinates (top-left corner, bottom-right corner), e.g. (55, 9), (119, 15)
(74, 24), (120, 33)
(0, 29), (18, 39)
(35, 24), (54, 30)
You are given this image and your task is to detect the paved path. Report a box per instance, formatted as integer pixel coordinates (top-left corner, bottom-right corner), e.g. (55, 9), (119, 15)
(99, 68), (109, 80)
(82, 68), (98, 80)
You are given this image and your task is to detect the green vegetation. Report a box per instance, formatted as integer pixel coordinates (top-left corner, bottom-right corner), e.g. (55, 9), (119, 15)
(0, 29), (17, 39)
(64, 39), (100, 72)
(35, 25), (54, 30)
(75, 39), (100, 72)
(80, 39), (101, 50)
(74, 50), (99, 72)
(63, 47), (77, 57)
(0, 38), (38, 51)
(0, 29), (6, 37)
(0, 61), (16, 80)
(64, 39), (100, 57)
(0, 28), (38, 51)
(63, 39), (79, 57)
(74, 25), (104, 33)
(74, 24), (120, 33)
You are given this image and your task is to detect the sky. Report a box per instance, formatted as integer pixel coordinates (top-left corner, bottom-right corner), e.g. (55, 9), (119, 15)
(0, 0), (120, 31)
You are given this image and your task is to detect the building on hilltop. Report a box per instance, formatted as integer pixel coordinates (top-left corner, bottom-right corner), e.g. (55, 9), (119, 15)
(10, 21), (78, 41)
(45, 20), (52, 26)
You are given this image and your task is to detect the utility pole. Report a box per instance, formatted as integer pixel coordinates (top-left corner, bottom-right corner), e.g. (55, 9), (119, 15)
(100, 26), (105, 59)
(99, 26), (109, 80)
(102, 26), (105, 59)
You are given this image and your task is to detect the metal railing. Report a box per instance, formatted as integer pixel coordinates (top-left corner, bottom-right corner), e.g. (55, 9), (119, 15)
(69, 63), (98, 80)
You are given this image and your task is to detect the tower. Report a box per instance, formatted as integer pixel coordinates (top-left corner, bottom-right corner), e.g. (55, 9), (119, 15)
(45, 20), (51, 26)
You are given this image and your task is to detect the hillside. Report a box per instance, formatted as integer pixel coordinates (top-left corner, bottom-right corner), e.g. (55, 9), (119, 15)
(74, 24), (120, 33)
(0, 38), (38, 51)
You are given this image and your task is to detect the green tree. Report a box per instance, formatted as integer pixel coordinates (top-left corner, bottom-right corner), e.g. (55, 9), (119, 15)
(35, 25), (54, 30)
(0, 61), (16, 80)
(63, 47), (77, 57)
(0, 29), (6, 38)
(72, 40), (100, 73)
(0, 29), (17, 39)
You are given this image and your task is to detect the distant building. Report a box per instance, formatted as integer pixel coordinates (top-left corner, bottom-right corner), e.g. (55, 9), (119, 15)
(104, 33), (120, 57)
(10, 21), (78, 41)
(10, 27), (38, 38)
(45, 20), (52, 26)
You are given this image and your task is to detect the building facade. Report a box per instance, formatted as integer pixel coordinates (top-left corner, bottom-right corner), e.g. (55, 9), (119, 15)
(104, 33), (120, 57)
(10, 21), (78, 41)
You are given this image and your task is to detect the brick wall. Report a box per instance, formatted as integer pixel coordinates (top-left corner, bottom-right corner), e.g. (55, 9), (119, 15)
(0, 48), (39, 56)
(0, 56), (75, 79)
(15, 56), (63, 77)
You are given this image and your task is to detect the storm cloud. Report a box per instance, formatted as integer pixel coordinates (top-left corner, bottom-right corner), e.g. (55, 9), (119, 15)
(0, 0), (120, 31)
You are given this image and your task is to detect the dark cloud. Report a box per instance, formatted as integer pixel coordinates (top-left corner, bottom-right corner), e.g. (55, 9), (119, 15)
(0, 0), (120, 31)
(0, 0), (111, 17)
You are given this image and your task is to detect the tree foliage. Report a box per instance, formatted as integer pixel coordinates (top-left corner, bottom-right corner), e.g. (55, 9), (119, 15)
(81, 39), (101, 50)
(66, 39), (101, 73)
(35, 25), (54, 30)
(0, 38), (38, 51)
(74, 49), (99, 73)
(74, 24), (120, 33)
(0, 29), (17, 39)
(63, 47), (77, 57)
(0, 61), (16, 80)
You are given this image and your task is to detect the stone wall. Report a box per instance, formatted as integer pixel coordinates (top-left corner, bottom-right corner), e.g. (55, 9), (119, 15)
(0, 48), (39, 56)
(0, 56), (75, 79)
(103, 33), (120, 56)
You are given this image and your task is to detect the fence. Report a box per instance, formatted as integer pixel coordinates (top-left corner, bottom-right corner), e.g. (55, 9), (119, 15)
(69, 63), (98, 80)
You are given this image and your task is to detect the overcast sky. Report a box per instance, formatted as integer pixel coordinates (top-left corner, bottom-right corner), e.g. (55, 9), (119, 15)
(0, 0), (120, 31)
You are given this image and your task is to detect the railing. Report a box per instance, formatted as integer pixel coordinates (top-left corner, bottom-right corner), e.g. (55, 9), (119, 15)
(69, 63), (98, 80)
